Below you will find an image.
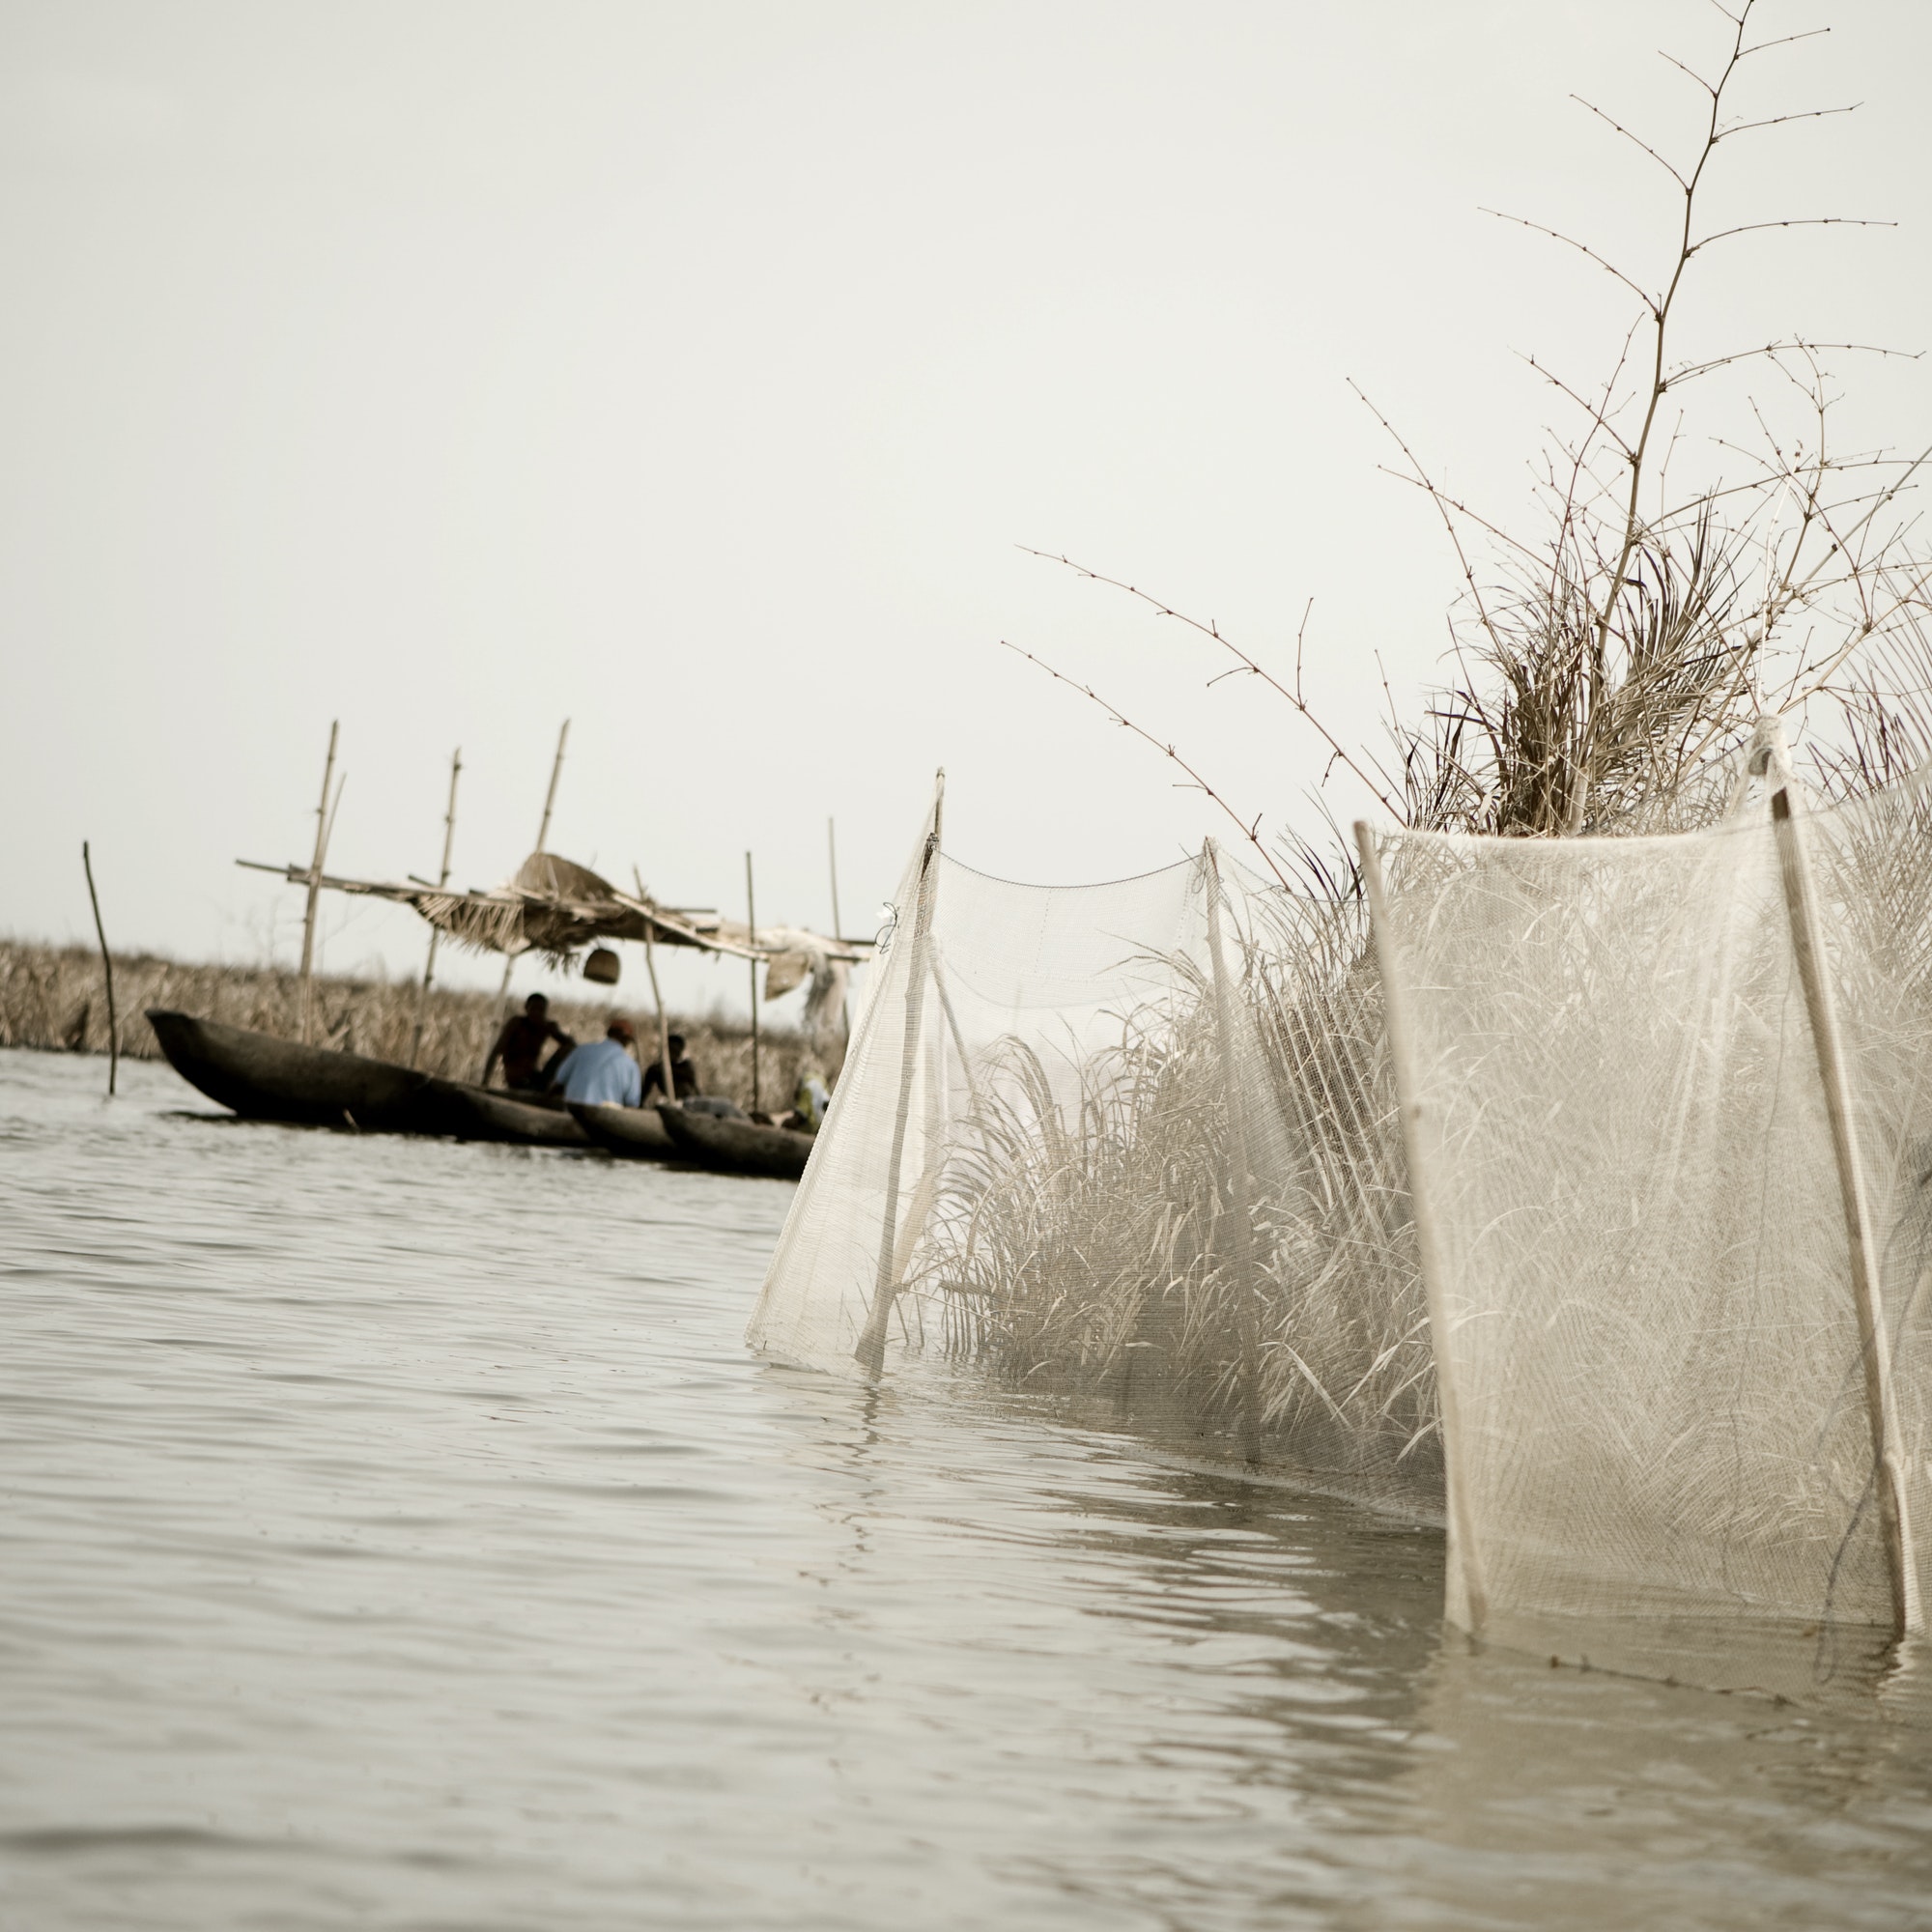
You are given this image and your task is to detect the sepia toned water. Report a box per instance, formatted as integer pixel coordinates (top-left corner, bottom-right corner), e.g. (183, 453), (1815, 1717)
(6, 1047), (1932, 1931)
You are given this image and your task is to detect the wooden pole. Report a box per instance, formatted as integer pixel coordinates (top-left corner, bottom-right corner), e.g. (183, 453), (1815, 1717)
(298, 721), (339, 1045)
(1202, 839), (1261, 1465)
(635, 866), (677, 1107)
(855, 772), (944, 1375)
(927, 942), (978, 1103)
(746, 850), (761, 1116)
(1771, 781), (1920, 1637)
(81, 841), (118, 1097)
(492, 719), (571, 1034)
(1355, 820), (1490, 1634)
(536, 718), (569, 856)
(411, 748), (461, 1069)
(829, 816), (850, 1043)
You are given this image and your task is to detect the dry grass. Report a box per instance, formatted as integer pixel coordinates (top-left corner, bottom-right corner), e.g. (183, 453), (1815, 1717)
(912, 898), (1433, 1478)
(0, 939), (829, 1115)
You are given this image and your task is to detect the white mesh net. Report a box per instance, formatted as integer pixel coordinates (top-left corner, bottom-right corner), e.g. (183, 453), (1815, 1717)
(1370, 771), (1932, 1634)
(749, 781), (1435, 1491)
(753, 765), (1932, 1638)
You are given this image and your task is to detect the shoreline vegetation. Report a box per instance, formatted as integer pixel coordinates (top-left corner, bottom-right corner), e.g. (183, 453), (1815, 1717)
(0, 938), (827, 1117)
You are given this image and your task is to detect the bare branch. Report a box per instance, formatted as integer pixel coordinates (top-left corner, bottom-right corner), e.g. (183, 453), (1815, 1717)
(1480, 208), (1658, 310)
(1658, 50), (1719, 99)
(1571, 94), (1688, 187)
(1521, 351), (1639, 464)
(1715, 102), (1858, 141)
(998, 641), (1293, 889)
(1733, 26), (1831, 60)
(1017, 545), (1405, 818)
(1688, 216), (1893, 258)
(1667, 338), (1923, 388)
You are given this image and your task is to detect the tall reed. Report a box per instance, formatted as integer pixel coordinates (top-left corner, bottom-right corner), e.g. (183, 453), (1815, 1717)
(909, 889), (1434, 1478)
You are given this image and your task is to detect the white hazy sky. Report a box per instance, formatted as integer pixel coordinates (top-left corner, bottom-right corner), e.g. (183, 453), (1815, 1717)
(4, 0), (1929, 1018)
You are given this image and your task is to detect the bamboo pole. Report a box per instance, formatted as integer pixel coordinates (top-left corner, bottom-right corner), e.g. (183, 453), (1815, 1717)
(855, 772), (944, 1375)
(746, 850), (761, 1116)
(536, 718), (569, 856)
(1771, 780), (1920, 1637)
(883, 1022), (947, 1304)
(635, 866), (677, 1107)
(81, 841), (117, 1097)
(828, 816), (850, 1044)
(410, 748), (461, 1069)
(298, 722), (339, 1045)
(492, 718), (571, 1037)
(927, 942), (978, 1103)
(1203, 840), (1261, 1465)
(1355, 820), (1490, 1634)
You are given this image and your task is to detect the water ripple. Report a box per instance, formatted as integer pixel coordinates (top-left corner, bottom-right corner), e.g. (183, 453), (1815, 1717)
(3, 1050), (1931, 1929)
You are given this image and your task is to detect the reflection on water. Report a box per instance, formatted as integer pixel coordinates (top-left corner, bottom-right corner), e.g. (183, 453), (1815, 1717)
(3, 1048), (1930, 1930)
(1382, 1633), (1932, 1932)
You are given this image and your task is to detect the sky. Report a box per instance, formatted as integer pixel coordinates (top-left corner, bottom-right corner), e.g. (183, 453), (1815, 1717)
(4, 0), (1929, 1020)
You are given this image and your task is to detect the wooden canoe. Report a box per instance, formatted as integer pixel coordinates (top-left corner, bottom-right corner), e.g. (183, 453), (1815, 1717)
(146, 1009), (431, 1129)
(415, 1078), (591, 1147)
(658, 1104), (816, 1180)
(569, 1101), (675, 1161)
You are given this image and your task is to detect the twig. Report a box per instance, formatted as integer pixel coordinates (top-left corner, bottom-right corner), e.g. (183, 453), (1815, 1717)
(1019, 547), (1405, 818)
(1000, 641), (1293, 889)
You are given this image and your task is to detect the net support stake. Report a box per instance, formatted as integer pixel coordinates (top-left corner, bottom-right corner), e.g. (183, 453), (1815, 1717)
(634, 867), (678, 1107)
(1203, 840), (1262, 1465)
(928, 942), (979, 1104)
(411, 747), (462, 1069)
(1355, 821), (1490, 1634)
(855, 773), (944, 1375)
(82, 840), (118, 1097)
(1771, 780), (1921, 1638)
(298, 721), (340, 1047)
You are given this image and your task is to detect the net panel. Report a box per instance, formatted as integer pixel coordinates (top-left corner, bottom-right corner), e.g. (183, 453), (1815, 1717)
(747, 792), (1431, 1481)
(1375, 776), (1932, 1630)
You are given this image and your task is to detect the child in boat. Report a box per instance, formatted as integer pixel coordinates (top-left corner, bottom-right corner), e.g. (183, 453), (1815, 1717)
(640, 1033), (701, 1102)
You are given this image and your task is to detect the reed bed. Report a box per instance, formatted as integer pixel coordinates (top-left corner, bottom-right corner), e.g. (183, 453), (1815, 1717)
(0, 939), (826, 1115)
(913, 900), (1433, 1478)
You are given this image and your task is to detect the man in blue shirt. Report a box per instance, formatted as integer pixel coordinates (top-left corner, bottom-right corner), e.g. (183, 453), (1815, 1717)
(549, 1017), (644, 1108)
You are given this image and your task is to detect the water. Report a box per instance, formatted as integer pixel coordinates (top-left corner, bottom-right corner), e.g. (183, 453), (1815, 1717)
(5, 1048), (1932, 1931)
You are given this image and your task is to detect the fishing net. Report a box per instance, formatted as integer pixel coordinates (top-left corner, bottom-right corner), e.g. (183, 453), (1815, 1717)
(753, 762), (1932, 1638)
(748, 782), (1435, 1485)
(1368, 771), (1932, 1634)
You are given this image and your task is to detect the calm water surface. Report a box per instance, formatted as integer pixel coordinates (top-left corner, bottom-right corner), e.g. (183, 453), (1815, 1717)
(5, 1048), (1932, 1930)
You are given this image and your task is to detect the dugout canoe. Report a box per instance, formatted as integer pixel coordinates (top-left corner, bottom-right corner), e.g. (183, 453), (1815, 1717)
(657, 1104), (815, 1180)
(146, 1009), (431, 1130)
(569, 1101), (675, 1161)
(414, 1078), (591, 1148)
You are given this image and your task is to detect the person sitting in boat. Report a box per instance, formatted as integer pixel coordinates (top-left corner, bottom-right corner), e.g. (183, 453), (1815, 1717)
(548, 1017), (644, 1107)
(640, 1033), (701, 1102)
(485, 993), (575, 1093)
